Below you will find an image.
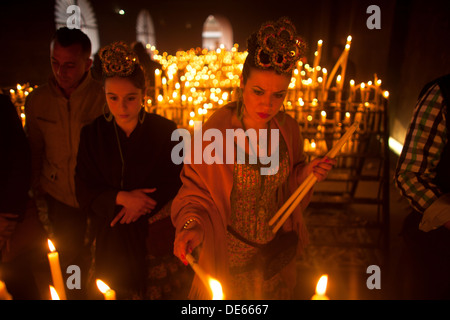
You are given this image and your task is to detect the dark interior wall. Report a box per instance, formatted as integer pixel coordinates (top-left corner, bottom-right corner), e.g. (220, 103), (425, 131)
(386, 0), (450, 144)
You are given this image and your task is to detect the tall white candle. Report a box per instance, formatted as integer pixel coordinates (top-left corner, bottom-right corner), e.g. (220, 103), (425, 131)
(47, 239), (67, 300)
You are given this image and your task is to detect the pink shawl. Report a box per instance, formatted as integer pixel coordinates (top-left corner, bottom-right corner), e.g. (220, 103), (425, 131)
(171, 103), (311, 299)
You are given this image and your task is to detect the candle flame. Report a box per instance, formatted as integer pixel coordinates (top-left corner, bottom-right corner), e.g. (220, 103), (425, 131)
(47, 239), (56, 252)
(49, 285), (60, 300)
(316, 274), (328, 295)
(96, 279), (111, 294)
(208, 278), (224, 300)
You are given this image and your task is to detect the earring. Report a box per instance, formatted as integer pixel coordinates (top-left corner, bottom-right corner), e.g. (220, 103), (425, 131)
(103, 103), (113, 122)
(138, 105), (146, 124)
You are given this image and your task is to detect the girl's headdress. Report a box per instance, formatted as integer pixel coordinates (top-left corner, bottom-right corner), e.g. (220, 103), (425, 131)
(251, 17), (306, 74)
(98, 41), (140, 77)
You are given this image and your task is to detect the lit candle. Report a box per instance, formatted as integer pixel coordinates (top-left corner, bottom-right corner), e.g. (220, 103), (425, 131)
(155, 69), (162, 98)
(321, 110), (327, 123)
(312, 274), (329, 300)
(96, 279), (116, 300)
(349, 79), (355, 103)
(312, 40), (323, 84)
(336, 74), (342, 102)
(47, 239), (67, 300)
(321, 68), (328, 101)
(339, 36), (352, 90)
(360, 82), (366, 103)
(0, 280), (12, 300)
(49, 285), (60, 300)
(186, 254), (224, 300)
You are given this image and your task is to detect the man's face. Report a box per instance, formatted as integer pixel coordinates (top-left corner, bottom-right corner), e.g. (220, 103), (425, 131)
(50, 41), (92, 93)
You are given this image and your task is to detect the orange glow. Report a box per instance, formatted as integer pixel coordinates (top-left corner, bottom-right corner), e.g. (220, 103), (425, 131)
(209, 278), (224, 300)
(47, 239), (56, 252)
(49, 285), (60, 300)
(96, 279), (111, 294)
(316, 274), (328, 295)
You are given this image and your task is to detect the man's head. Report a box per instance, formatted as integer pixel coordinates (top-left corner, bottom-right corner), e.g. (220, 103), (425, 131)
(50, 27), (92, 95)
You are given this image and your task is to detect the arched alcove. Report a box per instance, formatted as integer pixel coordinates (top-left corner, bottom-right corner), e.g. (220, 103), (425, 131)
(136, 9), (156, 54)
(54, 0), (100, 56)
(202, 15), (233, 50)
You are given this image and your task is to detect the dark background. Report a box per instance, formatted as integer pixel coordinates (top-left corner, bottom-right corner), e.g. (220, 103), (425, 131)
(1, 0), (449, 145)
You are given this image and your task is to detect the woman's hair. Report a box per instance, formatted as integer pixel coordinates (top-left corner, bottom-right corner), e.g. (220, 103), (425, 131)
(98, 41), (146, 92)
(241, 17), (306, 85)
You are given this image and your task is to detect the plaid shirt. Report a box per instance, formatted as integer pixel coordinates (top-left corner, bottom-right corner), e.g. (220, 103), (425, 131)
(395, 83), (447, 213)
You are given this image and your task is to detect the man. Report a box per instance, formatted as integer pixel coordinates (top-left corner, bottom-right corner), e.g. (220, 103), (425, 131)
(25, 27), (105, 298)
(395, 73), (450, 299)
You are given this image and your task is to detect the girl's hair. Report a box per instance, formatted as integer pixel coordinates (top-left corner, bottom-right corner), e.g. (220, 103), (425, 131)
(98, 41), (146, 92)
(241, 17), (306, 85)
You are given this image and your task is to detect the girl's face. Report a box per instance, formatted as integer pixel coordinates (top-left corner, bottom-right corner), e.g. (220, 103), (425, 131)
(241, 68), (290, 129)
(105, 76), (143, 131)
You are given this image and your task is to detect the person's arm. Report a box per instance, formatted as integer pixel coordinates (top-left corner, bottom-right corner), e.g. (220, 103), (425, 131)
(395, 84), (450, 230)
(75, 126), (120, 221)
(0, 95), (30, 250)
(24, 92), (45, 198)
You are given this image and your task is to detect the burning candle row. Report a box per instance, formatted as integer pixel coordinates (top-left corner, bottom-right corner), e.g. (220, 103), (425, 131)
(145, 37), (388, 129)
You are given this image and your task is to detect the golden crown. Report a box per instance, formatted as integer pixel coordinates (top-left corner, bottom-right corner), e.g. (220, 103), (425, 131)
(255, 17), (306, 73)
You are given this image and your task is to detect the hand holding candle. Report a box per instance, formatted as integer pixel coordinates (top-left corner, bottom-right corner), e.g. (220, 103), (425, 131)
(269, 122), (359, 233)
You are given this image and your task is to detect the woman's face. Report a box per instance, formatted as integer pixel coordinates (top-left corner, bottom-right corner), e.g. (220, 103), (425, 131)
(241, 68), (290, 129)
(105, 76), (143, 130)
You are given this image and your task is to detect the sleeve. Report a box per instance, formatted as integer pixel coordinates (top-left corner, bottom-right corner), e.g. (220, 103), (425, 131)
(75, 125), (120, 221)
(148, 121), (183, 216)
(0, 95), (30, 217)
(24, 92), (44, 197)
(394, 84), (447, 214)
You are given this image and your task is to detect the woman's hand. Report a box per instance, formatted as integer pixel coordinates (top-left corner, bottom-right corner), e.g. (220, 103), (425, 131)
(173, 219), (204, 266)
(112, 188), (157, 226)
(310, 156), (337, 182)
(298, 156), (337, 183)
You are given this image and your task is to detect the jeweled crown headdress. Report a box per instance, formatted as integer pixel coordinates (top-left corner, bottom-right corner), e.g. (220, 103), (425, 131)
(252, 17), (306, 74)
(98, 41), (140, 77)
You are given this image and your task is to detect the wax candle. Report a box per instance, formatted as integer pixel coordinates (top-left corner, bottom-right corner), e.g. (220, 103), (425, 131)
(321, 110), (327, 123)
(321, 68), (328, 101)
(0, 280), (12, 300)
(312, 274), (329, 300)
(186, 254), (224, 300)
(47, 239), (67, 300)
(312, 40), (322, 84)
(96, 279), (116, 300)
(49, 285), (60, 300)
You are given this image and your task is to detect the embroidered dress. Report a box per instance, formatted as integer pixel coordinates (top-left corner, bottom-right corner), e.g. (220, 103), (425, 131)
(227, 135), (291, 299)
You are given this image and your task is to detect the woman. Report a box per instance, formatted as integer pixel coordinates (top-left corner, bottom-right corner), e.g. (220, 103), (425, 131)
(172, 18), (336, 299)
(75, 42), (187, 299)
